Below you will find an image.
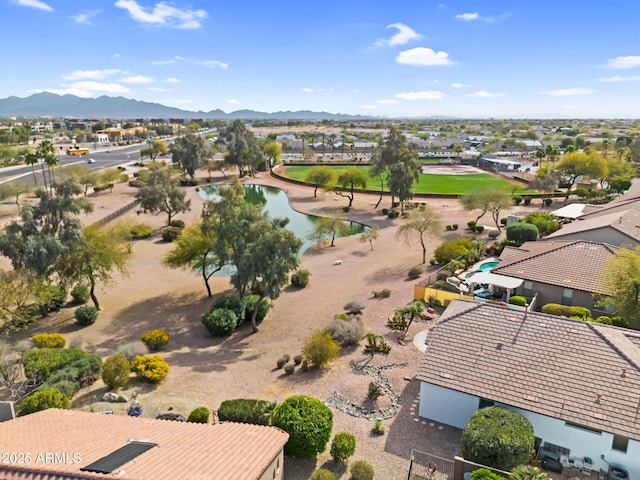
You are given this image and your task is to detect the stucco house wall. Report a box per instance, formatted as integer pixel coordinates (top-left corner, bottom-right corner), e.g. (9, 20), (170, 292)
(547, 227), (638, 248)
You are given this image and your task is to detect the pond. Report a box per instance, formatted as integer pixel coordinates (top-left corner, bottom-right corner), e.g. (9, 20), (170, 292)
(198, 183), (367, 255)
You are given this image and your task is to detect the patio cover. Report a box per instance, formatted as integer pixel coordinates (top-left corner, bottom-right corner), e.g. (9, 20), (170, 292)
(466, 271), (523, 289)
(551, 203), (587, 219)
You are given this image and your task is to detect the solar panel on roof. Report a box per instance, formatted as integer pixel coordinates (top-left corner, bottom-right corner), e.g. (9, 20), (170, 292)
(80, 441), (156, 474)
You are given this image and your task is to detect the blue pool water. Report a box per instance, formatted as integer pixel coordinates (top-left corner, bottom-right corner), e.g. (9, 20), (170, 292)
(478, 261), (498, 272)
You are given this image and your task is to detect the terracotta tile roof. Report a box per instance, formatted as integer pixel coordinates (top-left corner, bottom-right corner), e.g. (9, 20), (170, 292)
(492, 240), (619, 295)
(0, 409), (288, 480)
(416, 300), (640, 441)
(546, 209), (640, 244)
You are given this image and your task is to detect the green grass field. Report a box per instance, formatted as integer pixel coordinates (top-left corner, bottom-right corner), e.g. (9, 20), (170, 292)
(283, 165), (534, 196)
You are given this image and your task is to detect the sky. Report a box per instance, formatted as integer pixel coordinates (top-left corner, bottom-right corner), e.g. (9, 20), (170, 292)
(1, 0), (640, 118)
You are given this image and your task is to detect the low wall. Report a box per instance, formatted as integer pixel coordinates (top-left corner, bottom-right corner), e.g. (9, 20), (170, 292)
(414, 286), (473, 305)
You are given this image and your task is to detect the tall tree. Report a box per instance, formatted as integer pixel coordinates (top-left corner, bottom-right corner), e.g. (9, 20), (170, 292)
(0, 181), (33, 211)
(555, 151), (608, 200)
(135, 168), (191, 225)
(58, 165), (97, 196)
(308, 217), (348, 247)
(170, 134), (207, 179)
(216, 120), (264, 176)
(262, 140), (282, 171)
(24, 152), (39, 186)
(599, 246), (640, 326)
(304, 166), (336, 198)
(55, 225), (128, 310)
(162, 223), (222, 297)
(461, 187), (514, 230)
(396, 207), (442, 263)
(333, 167), (367, 208)
(140, 140), (168, 162)
(36, 141), (58, 192)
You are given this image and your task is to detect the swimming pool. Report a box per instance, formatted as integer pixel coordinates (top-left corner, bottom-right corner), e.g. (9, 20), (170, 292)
(478, 260), (498, 272)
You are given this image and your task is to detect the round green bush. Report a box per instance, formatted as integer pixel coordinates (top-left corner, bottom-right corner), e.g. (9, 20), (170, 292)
(595, 315), (613, 325)
(310, 469), (336, 480)
(201, 308), (238, 337)
(32, 333), (66, 349)
(161, 226), (182, 242)
(612, 316), (629, 328)
(271, 395), (333, 458)
(470, 468), (505, 480)
(240, 295), (270, 324)
(541, 303), (572, 317)
(101, 354), (131, 390)
(169, 219), (185, 229)
(141, 329), (170, 351)
(42, 284), (67, 312)
(217, 399), (276, 425)
(350, 460), (375, 480)
(187, 406), (210, 424)
(74, 305), (99, 326)
(130, 223), (153, 239)
(70, 284), (90, 305)
(508, 296), (527, 307)
(330, 431), (356, 463)
(290, 268), (311, 288)
(18, 387), (70, 416)
(506, 222), (539, 243)
(212, 295), (243, 318)
(460, 406), (534, 471)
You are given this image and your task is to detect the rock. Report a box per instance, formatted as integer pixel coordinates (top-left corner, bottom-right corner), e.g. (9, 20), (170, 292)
(102, 392), (128, 403)
(156, 412), (187, 422)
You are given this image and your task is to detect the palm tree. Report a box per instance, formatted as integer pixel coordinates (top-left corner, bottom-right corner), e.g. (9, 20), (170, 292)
(545, 145), (560, 167)
(454, 144), (464, 163)
(511, 465), (550, 480)
(24, 152), (39, 185)
(534, 146), (546, 166)
(35, 140), (58, 192)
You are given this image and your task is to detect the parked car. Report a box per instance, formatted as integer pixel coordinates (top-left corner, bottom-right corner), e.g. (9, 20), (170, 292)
(87, 158), (96, 164)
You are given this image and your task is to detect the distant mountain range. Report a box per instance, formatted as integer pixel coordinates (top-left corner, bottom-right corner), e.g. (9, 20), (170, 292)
(0, 92), (371, 121)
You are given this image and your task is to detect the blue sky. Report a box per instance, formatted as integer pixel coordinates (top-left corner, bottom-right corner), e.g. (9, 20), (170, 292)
(2, 0), (639, 118)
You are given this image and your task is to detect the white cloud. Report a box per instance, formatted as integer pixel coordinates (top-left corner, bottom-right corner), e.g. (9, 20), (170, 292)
(360, 105), (377, 110)
(62, 81), (131, 94)
(151, 58), (177, 65)
(455, 12), (478, 21)
(374, 23), (421, 47)
(61, 69), (122, 81)
(166, 77), (180, 83)
(202, 60), (228, 69)
(395, 90), (444, 100)
(540, 87), (596, 96)
(13, 0), (53, 11)
(465, 90), (507, 98)
(451, 82), (471, 88)
(376, 99), (399, 104)
(115, 0), (207, 29)
(396, 47), (453, 66)
(604, 56), (640, 69)
(228, 99), (240, 105)
(147, 87), (169, 92)
(598, 75), (640, 82)
(301, 87), (314, 93)
(72, 9), (99, 25)
(120, 75), (155, 84)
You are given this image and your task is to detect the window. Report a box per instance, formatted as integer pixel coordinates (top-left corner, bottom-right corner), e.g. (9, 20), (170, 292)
(522, 281), (533, 298)
(478, 398), (494, 409)
(612, 435), (629, 453)
(562, 288), (573, 306)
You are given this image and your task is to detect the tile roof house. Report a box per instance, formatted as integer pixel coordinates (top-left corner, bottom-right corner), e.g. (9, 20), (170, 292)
(417, 300), (640, 478)
(491, 240), (618, 315)
(547, 195), (640, 247)
(0, 409), (288, 480)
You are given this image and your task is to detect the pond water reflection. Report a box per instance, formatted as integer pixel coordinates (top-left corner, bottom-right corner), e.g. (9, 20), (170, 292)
(198, 183), (367, 255)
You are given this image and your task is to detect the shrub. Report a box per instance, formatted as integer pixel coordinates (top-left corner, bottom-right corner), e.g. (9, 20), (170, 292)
(141, 329), (170, 351)
(212, 295), (243, 318)
(445, 225), (452, 231)
(350, 460), (375, 480)
(130, 354), (170, 382)
(240, 295), (270, 324)
(372, 288), (391, 298)
(42, 284), (67, 312)
(22, 348), (86, 382)
(202, 308), (238, 337)
(371, 420), (385, 435)
(543, 197), (553, 207)
(217, 399), (276, 425)
(18, 387), (70, 416)
(506, 222), (539, 243)
(293, 354), (303, 365)
(510, 465), (550, 480)
(276, 357), (287, 369)
(541, 303), (572, 317)
(488, 230), (500, 240)
(310, 469), (335, 480)
(161, 226), (182, 242)
(74, 305), (99, 326)
(460, 406), (534, 471)
(102, 354), (131, 390)
(130, 223), (153, 239)
(513, 196), (523, 205)
(326, 319), (364, 346)
(32, 333), (66, 349)
(407, 266), (423, 279)
(569, 306), (592, 319)
(452, 224), (458, 230)
(115, 341), (148, 361)
(469, 468), (505, 480)
(508, 296), (527, 307)
(330, 432), (356, 463)
(187, 406), (210, 424)
(523, 197), (532, 205)
(612, 316), (629, 328)
(42, 354), (102, 397)
(284, 363), (295, 375)
(70, 285), (90, 305)
(302, 329), (341, 368)
(387, 209), (399, 218)
(367, 382), (383, 400)
(290, 269), (311, 288)
(475, 225), (485, 233)
(343, 301), (366, 316)
(434, 237), (474, 264)
(169, 219), (185, 229)
(594, 315), (613, 325)
(467, 220), (477, 229)
(271, 395), (333, 458)
(523, 212), (561, 237)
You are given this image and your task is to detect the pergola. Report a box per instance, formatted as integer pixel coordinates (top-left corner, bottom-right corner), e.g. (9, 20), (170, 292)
(466, 271), (523, 301)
